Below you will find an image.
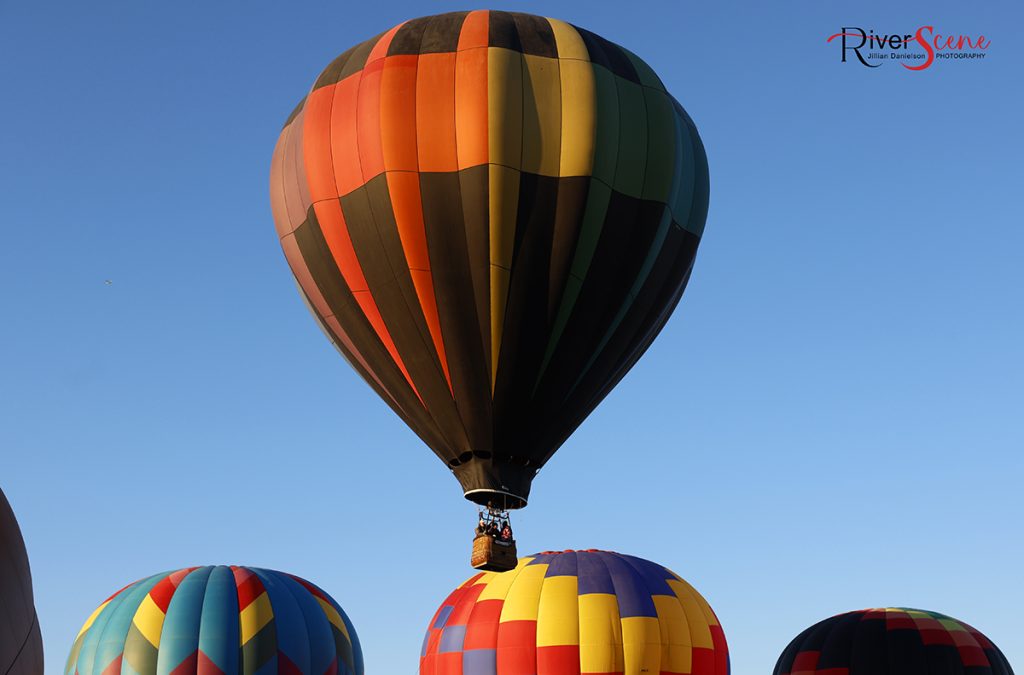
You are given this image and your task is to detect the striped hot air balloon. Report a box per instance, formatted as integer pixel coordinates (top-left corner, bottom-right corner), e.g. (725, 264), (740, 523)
(1, 487), (43, 675)
(773, 608), (1014, 675)
(270, 10), (709, 511)
(64, 566), (362, 675)
(419, 550), (729, 675)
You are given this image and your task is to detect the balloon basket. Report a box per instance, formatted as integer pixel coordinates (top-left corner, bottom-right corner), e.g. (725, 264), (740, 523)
(471, 535), (518, 572)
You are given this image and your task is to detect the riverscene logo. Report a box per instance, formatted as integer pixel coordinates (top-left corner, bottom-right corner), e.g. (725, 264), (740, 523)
(827, 26), (990, 70)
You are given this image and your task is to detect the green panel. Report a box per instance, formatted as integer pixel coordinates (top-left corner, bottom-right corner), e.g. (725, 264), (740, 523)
(622, 48), (665, 91)
(613, 76), (647, 199)
(670, 106), (697, 232)
(590, 65), (619, 187)
(640, 88), (676, 204)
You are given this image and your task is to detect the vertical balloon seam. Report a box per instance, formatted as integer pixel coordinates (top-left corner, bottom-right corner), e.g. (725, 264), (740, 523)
(77, 573), (163, 675)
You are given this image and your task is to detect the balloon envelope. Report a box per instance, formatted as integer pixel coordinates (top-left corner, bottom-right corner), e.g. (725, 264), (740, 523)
(270, 10), (709, 508)
(419, 549), (729, 675)
(0, 487), (43, 675)
(773, 608), (1014, 675)
(65, 566), (362, 675)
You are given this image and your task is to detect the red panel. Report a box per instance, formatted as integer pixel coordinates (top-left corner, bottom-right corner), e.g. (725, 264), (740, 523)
(169, 651), (199, 675)
(197, 651), (227, 675)
(690, 647), (716, 675)
(421, 653), (438, 675)
(416, 52), (458, 172)
(790, 650), (819, 672)
(497, 621), (537, 675)
(100, 654), (123, 675)
(436, 652), (463, 675)
(149, 575), (177, 613)
(301, 86), (339, 203)
(330, 73), (365, 196)
(464, 600), (503, 650)
(277, 651), (303, 675)
(538, 645), (580, 675)
(447, 583), (485, 627)
(380, 55), (419, 172)
(920, 629), (954, 646)
(958, 645), (989, 668)
(455, 45), (488, 169)
(357, 58), (386, 183)
(710, 625), (728, 675)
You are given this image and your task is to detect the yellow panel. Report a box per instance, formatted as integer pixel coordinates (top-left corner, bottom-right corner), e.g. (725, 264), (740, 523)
(76, 600), (110, 639)
(621, 617), (661, 675)
(557, 59), (596, 177)
(239, 592), (274, 645)
(317, 598), (350, 640)
(499, 563), (548, 622)
(521, 54), (562, 177)
(477, 558), (532, 602)
(669, 580), (713, 649)
(488, 48), (522, 170)
(547, 18), (589, 61)
(536, 576), (579, 647)
(488, 163), (520, 387)
(579, 594), (623, 674)
(654, 595), (691, 673)
(131, 594), (166, 648)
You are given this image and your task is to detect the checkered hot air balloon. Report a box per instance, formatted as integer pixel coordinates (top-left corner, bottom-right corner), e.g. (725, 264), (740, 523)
(1, 487), (43, 675)
(419, 550), (729, 675)
(64, 566), (362, 675)
(269, 10), (709, 512)
(772, 608), (1014, 675)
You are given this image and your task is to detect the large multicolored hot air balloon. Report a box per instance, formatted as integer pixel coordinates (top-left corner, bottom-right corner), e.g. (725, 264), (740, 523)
(419, 550), (729, 675)
(270, 10), (709, 512)
(773, 607), (1014, 675)
(65, 566), (362, 675)
(0, 487), (43, 675)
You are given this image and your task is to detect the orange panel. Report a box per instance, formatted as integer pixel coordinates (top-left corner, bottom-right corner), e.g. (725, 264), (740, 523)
(330, 73), (364, 196)
(386, 172), (430, 271)
(357, 58), (385, 183)
(312, 199), (369, 293)
(387, 171), (452, 389)
(457, 10), (490, 51)
(312, 198), (421, 399)
(301, 86), (338, 203)
(380, 55), (419, 172)
(269, 125), (292, 237)
(416, 52), (458, 173)
(455, 46), (488, 169)
(367, 22), (404, 64)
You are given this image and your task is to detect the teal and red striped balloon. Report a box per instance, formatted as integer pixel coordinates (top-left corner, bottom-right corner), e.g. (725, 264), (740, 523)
(64, 566), (362, 675)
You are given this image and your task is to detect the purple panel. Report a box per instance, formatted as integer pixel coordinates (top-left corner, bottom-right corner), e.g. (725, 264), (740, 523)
(439, 625), (467, 653)
(619, 554), (674, 596)
(462, 649), (497, 675)
(433, 605), (454, 629)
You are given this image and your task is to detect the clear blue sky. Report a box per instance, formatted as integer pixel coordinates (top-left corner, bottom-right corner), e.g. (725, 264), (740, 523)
(1, 1), (1021, 673)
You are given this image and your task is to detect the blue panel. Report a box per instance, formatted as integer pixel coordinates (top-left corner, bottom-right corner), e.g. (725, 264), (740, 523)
(602, 554), (657, 618)
(157, 567), (212, 675)
(420, 630), (431, 658)
(526, 553), (554, 567)
(439, 625), (467, 653)
(253, 569), (311, 675)
(462, 649), (497, 675)
(618, 554), (674, 596)
(277, 574), (336, 675)
(544, 552), (578, 578)
(576, 552), (614, 596)
(197, 566), (239, 675)
(433, 605), (454, 629)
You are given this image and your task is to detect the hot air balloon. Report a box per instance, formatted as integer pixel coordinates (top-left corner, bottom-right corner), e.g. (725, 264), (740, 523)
(419, 549), (729, 675)
(64, 566), (362, 675)
(1, 487), (43, 675)
(773, 608), (1014, 675)
(270, 10), (709, 566)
